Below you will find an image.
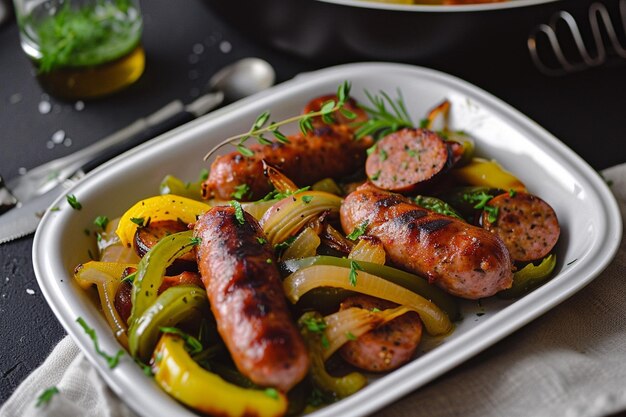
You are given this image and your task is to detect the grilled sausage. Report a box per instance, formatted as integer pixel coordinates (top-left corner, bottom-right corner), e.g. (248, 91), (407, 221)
(366, 128), (453, 194)
(481, 192), (560, 262)
(134, 219), (197, 274)
(193, 206), (310, 391)
(339, 295), (422, 372)
(202, 124), (373, 201)
(340, 184), (513, 299)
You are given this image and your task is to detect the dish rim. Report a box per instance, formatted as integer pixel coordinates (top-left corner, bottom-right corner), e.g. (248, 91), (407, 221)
(32, 61), (622, 417)
(315, 0), (561, 13)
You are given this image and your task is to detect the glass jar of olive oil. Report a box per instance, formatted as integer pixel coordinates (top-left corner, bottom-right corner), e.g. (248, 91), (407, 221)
(13, 0), (145, 100)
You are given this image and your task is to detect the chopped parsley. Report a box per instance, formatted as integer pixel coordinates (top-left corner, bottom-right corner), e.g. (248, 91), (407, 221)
(346, 221), (368, 241)
(274, 236), (296, 251)
(483, 205), (499, 223)
(231, 183), (251, 200)
(349, 260), (363, 287)
(49, 206), (60, 212)
(346, 331), (357, 341)
(366, 144), (377, 156)
(407, 148), (420, 160)
(160, 327), (203, 355)
(266, 258), (273, 264)
(130, 217), (145, 227)
(419, 118), (430, 129)
(66, 194), (82, 210)
(93, 215), (109, 229)
(199, 168), (210, 181)
(190, 237), (202, 246)
(508, 189), (517, 197)
(36, 386), (59, 407)
(379, 148), (388, 162)
(371, 307), (381, 313)
(302, 195), (313, 204)
(463, 191), (494, 210)
(264, 388), (280, 400)
(370, 170), (381, 181)
(302, 316), (329, 349)
(229, 201), (245, 225)
(76, 317), (124, 368)
(135, 358), (154, 377)
(256, 237), (267, 245)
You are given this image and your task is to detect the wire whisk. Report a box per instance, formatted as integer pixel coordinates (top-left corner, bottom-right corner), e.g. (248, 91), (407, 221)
(528, 0), (626, 76)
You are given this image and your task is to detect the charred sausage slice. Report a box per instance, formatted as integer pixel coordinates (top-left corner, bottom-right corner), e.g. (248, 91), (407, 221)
(202, 125), (372, 201)
(194, 206), (310, 392)
(340, 184), (513, 299)
(339, 295), (422, 372)
(134, 219), (197, 274)
(482, 192), (560, 262)
(365, 128), (452, 194)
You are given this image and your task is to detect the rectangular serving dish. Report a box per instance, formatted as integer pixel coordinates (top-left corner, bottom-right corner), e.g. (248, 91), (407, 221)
(33, 62), (622, 417)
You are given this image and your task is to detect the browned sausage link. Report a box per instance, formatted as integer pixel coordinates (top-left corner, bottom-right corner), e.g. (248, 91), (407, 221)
(340, 184), (513, 299)
(302, 95), (369, 128)
(366, 128), (453, 194)
(134, 219), (197, 274)
(193, 206), (310, 391)
(202, 124), (373, 201)
(339, 295), (422, 372)
(482, 192), (560, 262)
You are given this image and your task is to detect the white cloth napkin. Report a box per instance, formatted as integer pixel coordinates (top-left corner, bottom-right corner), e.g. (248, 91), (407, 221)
(2, 165), (625, 417)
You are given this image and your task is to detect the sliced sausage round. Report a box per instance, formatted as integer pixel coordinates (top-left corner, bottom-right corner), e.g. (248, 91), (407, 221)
(365, 128), (452, 194)
(482, 192), (560, 262)
(339, 294), (422, 372)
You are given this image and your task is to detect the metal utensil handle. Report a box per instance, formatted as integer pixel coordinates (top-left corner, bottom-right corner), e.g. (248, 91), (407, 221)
(528, 0), (626, 76)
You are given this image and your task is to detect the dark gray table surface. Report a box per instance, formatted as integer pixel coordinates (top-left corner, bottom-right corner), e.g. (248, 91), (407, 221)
(1, 0), (625, 407)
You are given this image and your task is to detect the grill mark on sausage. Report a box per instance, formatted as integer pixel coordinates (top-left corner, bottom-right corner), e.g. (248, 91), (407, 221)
(417, 219), (453, 234)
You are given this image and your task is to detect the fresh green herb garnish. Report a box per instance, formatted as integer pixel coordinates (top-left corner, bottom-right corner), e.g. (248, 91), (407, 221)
(76, 317), (124, 368)
(66, 194), (82, 210)
(366, 144), (377, 155)
(160, 327), (203, 355)
(302, 195), (313, 204)
(204, 82), (353, 160)
(199, 168), (209, 181)
(130, 217), (145, 227)
(346, 331), (357, 341)
(483, 205), (499, 223)
(36, 386), (59, 407)
(370, 170), (381, 181)
(302, 316), (327, 333)
(49, 206), (60, 212)
(190, 237), (202, 246)
(231, 183), (251, 200)
(419, 118), (430, 129)
(266, 258), (273, 264)
(462, 191), (494, 210)
(229, 201), (245, 225)
(135, 358), (153, 377)
(379, 148), (388, 161)
(274, 236), (296, 251)
(93, 215), (109, 229)
(349, 260), (363, 287)
(261, 186), (311, 202)
(509, 189), (517, 197)
(264, 388), (280, 400)
(121, 271), (136, 283)
(414, 196), (463, 220)
(355, 89), (413, 140)
(371, 307), (381, 313)
(256, 237), (267, 245)
(346, 221), (369, 241)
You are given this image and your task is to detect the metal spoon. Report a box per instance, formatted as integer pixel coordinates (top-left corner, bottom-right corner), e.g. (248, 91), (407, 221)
(4, 57), (275, 206)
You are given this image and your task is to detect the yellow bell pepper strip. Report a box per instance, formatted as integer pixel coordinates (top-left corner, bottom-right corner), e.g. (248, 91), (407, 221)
(451, 157), (527, 192)
(498, 254), (557, 299)
(284, 265), (453, 336)
(127, 230), (197, 329)
(298, 312), (367, 399)
(159, 175), (204, 201)
(280, 256), (459, 321)
(74, 261), (136, 348)
(128, 285), (209, 360)
(152, 334), (288, 417)
(115, 194), (210, 248)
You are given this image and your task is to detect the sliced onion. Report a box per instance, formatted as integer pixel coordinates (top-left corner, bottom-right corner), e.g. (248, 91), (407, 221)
(348, 238), (386, 265)
(312, 178), (343, 196)
(74, 262), (134, 347)
(321, 223), (354, 254)
(283, 265), (452, 336)
(260, 191), (342, 246)
(281, 227), (321, 261)
(322, 306), (411, 360)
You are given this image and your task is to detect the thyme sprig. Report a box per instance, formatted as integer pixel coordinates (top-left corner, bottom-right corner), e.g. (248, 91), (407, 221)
(355, 89), (414, 140)
(203, 82), (353, 161)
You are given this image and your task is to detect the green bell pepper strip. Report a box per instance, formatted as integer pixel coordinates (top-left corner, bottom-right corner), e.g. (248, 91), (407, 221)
(281, 256), (460, 321)
(414, 195), (464, 220)
(498, 254), (557, 299)
(128, 230), (196, 329)
(129, 284), (209, 360)
(160, 174), (204, 201)
(298, 312), (367, 399)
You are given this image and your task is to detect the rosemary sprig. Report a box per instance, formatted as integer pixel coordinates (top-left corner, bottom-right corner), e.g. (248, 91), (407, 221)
(203, 82), (353, 161)
(355, 89), (414, 140)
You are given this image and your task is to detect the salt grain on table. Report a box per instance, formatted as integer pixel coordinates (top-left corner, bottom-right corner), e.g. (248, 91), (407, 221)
(38, 100), (51, 114)
(9, 93), (22, 104)
(51, 130), (65, 144)
(63, 138), (72, 147)
(74, 101), (85, 111)
(26, 288), (35, 295)
(192, 43), (204, 54)
(46, 141), (54, 149)
(219, 40), (232, 53)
